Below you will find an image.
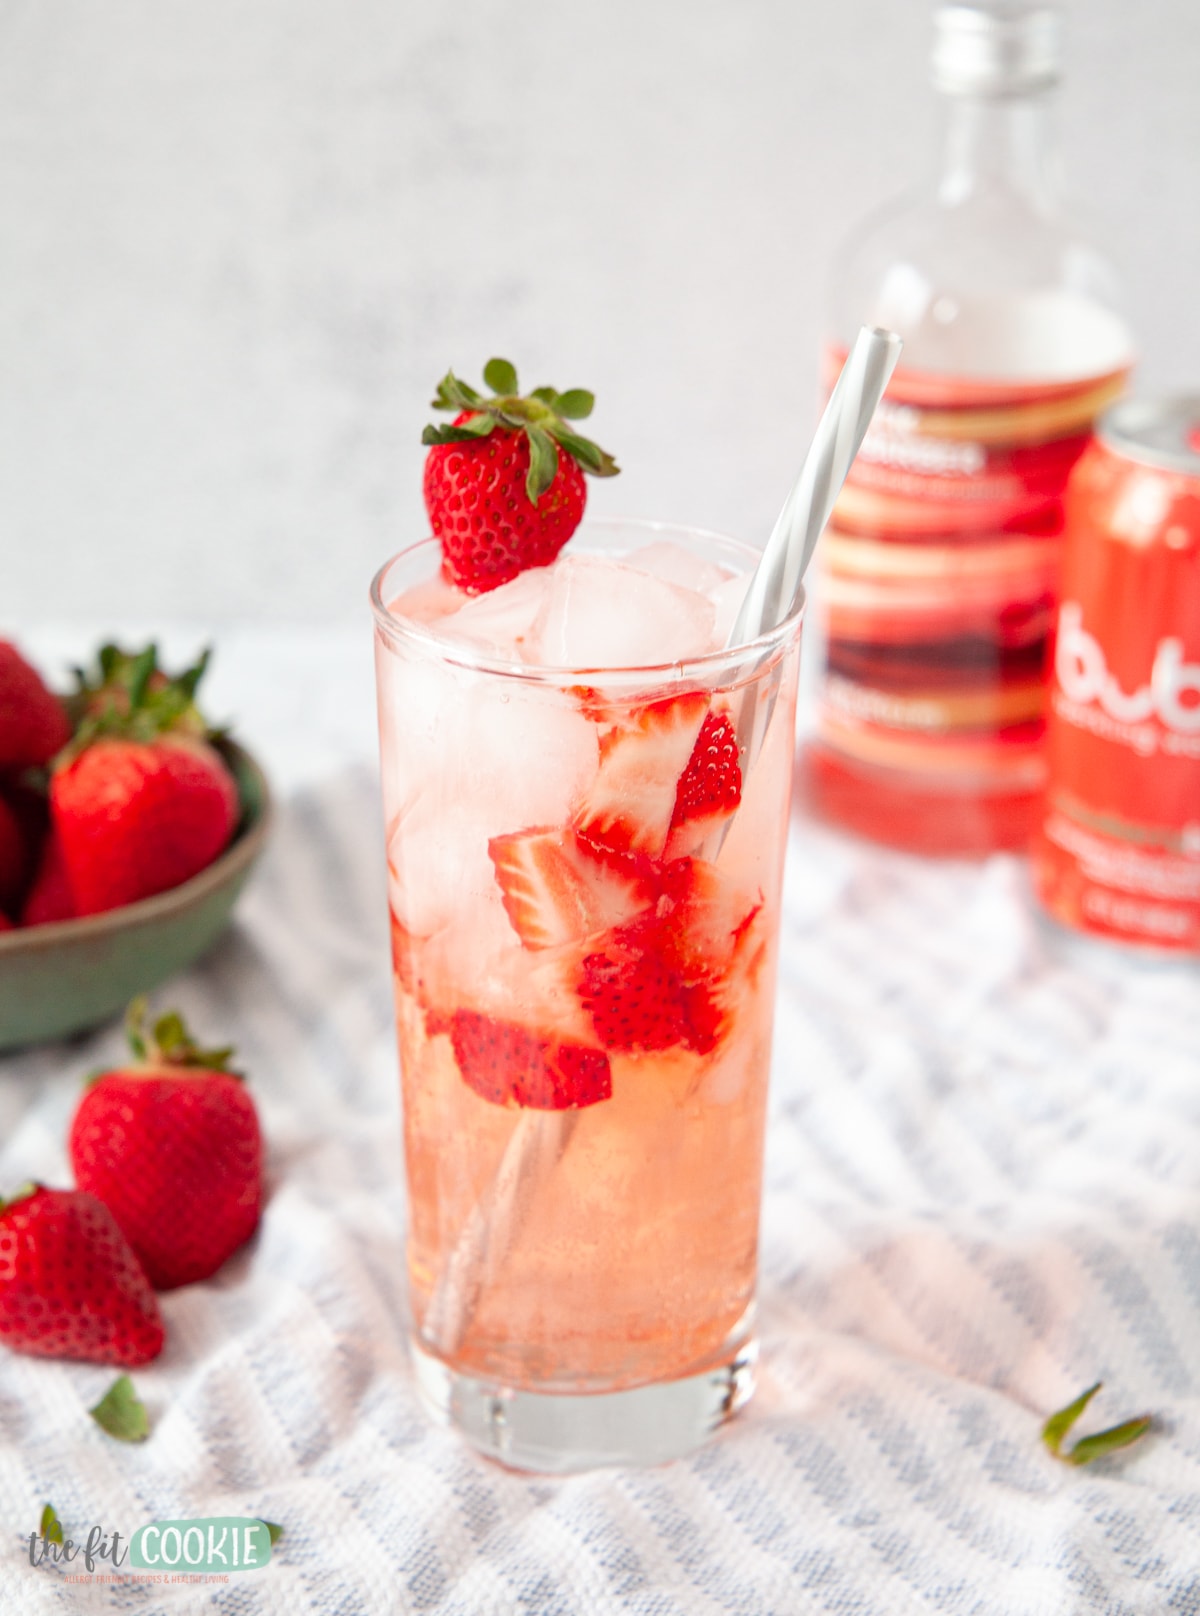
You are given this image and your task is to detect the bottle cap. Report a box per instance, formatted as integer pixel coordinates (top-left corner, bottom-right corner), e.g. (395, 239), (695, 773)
(932, 2), (1062, 96)
(1099, 396), (1200, 478)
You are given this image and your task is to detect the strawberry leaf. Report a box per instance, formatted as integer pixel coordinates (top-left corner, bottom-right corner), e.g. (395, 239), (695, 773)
(1065, 1417), (1153, 1466)
(525, 425), (560, 504)
(1042, 1383), (1153, 1466)
(175, 647), (211, 703)
(551, 428), (620, 478)
(431, 371), (485, 413)
(126, 997), (240, 1075)
(555, 388), (594, 420)
(153, 1011), (188, 1054)
(90, 1375), (149, 1443)
(1041, 1381), (1101, 1457)
(126, 645), (158, 709)
(125, 995), (150, 1060)
(422, 420), (497, 446)
(492, 405), (535, 432)
(483, 357), (518, 396)
(423, 359), (620, 493)
(40, 1504), (63, 1546)
(262, 1521), (283, 1545)
(63, 641), (216, 757)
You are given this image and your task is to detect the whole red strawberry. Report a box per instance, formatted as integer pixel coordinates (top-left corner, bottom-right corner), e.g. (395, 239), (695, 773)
(0, 792), (29, 916)
(422, 358), (619, 594)
(19, 829), (75, 926)
(69, 998), (262, 1290)
(0, 1184), (164, 1365)
(0, 774), (51, 917)
(50, 645), (238, 916)
(0, 642), (70, 770)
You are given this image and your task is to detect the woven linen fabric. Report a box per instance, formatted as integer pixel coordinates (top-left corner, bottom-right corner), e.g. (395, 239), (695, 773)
(1, 766), (1198, 1615)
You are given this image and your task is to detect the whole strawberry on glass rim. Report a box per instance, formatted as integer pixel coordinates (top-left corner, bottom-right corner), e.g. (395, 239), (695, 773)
(50, 643), (239, 917)
(69, 997), (263, 1291)
(422, 357), (619, 594)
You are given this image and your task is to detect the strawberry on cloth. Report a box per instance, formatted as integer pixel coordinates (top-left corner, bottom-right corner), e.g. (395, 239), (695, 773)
(69, 998), (262, 1290)
(50, 644), (238, 915)
(422, 357), (619, 594)
(0, 641), (70, 770)
(0, 1185), (164, 1366)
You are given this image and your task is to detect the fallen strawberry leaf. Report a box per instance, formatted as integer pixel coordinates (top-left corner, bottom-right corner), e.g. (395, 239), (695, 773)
(1042, 1380), (1101, 1456)
(89, 1375), (149, 1443)
(262, 1521), (283, 1545)
(40, 1503), (63, 1545)
(1065, 1417), (1154, 1467)
(1042, 1382), (1152, 1466)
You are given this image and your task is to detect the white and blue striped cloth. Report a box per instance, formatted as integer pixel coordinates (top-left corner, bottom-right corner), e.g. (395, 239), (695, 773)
(2, 765), (1198, 1614)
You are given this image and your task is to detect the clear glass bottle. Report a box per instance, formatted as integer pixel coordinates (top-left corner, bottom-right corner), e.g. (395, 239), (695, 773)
(800, 1), (1134, 855)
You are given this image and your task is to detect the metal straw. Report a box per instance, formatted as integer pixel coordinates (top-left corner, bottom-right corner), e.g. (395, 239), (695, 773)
(423, 326), (902, 1360)
(715, 325), (903, 837)
(730, 326), (903, 655)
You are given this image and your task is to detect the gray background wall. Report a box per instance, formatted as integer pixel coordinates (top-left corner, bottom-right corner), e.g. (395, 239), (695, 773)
(1, 1), (1197, 625)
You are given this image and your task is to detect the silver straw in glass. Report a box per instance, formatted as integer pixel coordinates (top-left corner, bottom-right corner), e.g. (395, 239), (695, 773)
(729, 326), (902, 655)
(423, 326), (902, 1360)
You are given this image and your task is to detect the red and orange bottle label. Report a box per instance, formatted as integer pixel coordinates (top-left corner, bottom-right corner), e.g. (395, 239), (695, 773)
(1032, 435), (1200, 950)
(812, 348), (1130, 820)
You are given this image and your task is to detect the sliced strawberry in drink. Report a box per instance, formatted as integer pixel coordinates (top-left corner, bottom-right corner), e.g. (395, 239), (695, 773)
(578, 918), (693, 1053)
(572, 692), (707, 858)
(512, 1041), (611, 1110)
(489, 829), (591, 948)
(678, 980), (727, 1055)
(664, 709), (743, 858)
(578, 857), (763, 1055)
(579, 922), (732, 1057)
(654, 856), (762, 977)
(447, 1010), (612, 1110)
(488, 826), (657, 950)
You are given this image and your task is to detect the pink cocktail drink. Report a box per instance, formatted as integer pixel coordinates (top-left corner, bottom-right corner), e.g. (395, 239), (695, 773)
(372, 519), (802, 1470)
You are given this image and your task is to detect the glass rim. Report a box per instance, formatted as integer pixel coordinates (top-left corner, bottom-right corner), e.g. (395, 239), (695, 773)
(369, 518), (805, 687)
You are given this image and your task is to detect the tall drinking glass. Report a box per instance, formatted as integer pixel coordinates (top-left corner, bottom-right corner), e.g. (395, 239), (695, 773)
(371, 518), (803, 1472)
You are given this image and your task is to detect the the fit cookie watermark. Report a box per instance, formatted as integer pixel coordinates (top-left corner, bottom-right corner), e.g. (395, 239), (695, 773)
(29, 1515), (278, 1578)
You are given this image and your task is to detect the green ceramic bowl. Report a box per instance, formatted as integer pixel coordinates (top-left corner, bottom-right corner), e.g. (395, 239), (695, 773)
(0, 742), (271, 1053)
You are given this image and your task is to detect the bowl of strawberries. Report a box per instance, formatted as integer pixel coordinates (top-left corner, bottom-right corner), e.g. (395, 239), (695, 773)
(0, 640), (270, 1051)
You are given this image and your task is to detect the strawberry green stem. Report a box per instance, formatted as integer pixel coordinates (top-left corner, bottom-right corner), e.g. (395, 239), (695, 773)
(422, 358), (619, 504)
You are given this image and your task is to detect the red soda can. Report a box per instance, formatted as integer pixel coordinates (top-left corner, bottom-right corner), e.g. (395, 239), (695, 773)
(1032, 396), (1200, 952)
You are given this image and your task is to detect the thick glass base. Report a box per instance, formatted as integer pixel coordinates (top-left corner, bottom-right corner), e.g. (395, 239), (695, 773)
(411, 1337), (757, 1474)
